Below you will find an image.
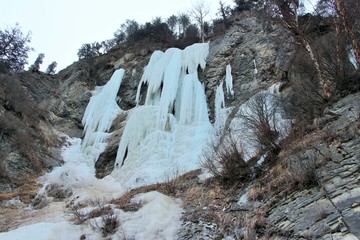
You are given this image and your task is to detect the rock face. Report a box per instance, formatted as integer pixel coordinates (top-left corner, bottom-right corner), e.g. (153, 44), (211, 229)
(204, 16), (293, 119)
(0, 73), (63, 194)
(266, 93), (360, 239)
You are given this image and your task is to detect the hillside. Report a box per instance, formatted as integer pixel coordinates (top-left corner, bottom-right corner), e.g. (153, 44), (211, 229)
(0, 13), (359, 240)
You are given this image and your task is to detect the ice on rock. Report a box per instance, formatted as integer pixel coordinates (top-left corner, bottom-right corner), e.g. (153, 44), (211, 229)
(225, 83), (292, 160)
(177, 73), (209, 125)
(113, 43), (212, 188)
(182, 43), (209, 73)
(348, 46), (358, 69)
(214, 64), (235, 130)
(225, 64), (234, 96)
(215, 81), (226, 127)
(81, 69), (125, 162)
(253, 59), (258, 75)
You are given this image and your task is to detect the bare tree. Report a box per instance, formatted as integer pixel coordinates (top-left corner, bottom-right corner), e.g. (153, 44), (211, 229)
(218, 1), (232, 26)
(0, 23), (32, 73)
(333, 0), (360, 66)
(315, 0), (360, 69)
(267, 0), (333, 98)
(238, 92), (282, 155)
(190, 0), (210, 43)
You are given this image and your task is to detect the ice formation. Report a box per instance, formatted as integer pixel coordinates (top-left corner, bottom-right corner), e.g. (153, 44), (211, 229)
(215, 81), (226, 127)
(81, 69), (124, 161)
(113, 43), (212, 188)
(225, 64), (234, 96)
(228, 83), (292, 159)
(253, 59), (258, 75)
(348, 46), (358, 70)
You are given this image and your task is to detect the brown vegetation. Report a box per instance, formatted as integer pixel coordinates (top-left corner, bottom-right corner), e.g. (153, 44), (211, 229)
(202, 135), (251, 185)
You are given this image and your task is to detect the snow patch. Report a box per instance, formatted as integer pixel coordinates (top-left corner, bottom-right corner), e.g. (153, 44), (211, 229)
(120, 191), (183, 240)
(0, 222), (87, 240)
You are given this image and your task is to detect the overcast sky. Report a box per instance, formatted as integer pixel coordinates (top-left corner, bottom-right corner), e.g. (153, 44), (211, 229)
(0, 0), (235, 72)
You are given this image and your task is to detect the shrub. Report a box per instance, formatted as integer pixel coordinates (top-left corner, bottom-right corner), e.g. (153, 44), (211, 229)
(66, 203), (87, 225)
(202, 134), (251, 184)
(100, 214), (119, 237)
(77, 42), (102, 59)
(238, 92), (282, 157)
(288, 153), (318, 188)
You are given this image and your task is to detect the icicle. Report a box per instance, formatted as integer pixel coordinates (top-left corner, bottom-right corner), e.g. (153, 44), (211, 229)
(182, 43), (209, 73)
(177, 73), (209, 125)
(253, 59), (258, 75)
(82, 69), (125, 162)
(348, 46), (358, 70)
(225, 64), (234, 96)
(215, 81), (225, 125)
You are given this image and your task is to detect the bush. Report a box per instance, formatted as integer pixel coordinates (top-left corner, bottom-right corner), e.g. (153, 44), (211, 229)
(239, 92), (282, 157)
(203, 134), (250, 184)
(77, 42), (102, 59)
(100, 214), (119, 237)
(288, 153), (318, 188)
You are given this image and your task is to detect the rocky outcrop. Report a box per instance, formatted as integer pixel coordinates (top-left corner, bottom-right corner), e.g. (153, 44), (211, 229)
(0, 73), (63, 195)
(95, 112), (128, 178)
(204, 16), (293, 120)
(264, 93), (360, 239)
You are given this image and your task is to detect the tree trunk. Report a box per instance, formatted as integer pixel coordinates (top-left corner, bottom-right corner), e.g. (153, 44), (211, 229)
(303, 38), (333, 98)
(335, 0), (360, 67)
(277, 0), (333, 98)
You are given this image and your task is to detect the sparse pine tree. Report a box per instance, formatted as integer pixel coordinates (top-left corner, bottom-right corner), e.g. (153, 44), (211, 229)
(167, 15), (178, 34)
(178, 13), (190, 38)
(30, 53), (44, 73)
(46, 61), (57, 75)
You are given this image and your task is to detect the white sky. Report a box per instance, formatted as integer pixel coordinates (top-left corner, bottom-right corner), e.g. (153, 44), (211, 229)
(0, 0), (235, 72)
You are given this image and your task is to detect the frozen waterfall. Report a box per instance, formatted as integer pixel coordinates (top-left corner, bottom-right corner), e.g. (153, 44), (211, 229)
(112, 43), (212, 188)
(81, 69), (125, 162)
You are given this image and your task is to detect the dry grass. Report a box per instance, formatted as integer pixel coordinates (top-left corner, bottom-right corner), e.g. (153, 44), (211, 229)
(247, 153), (319, 204)
(111, 169), (201, 211)
(0, 178), (41, 204)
